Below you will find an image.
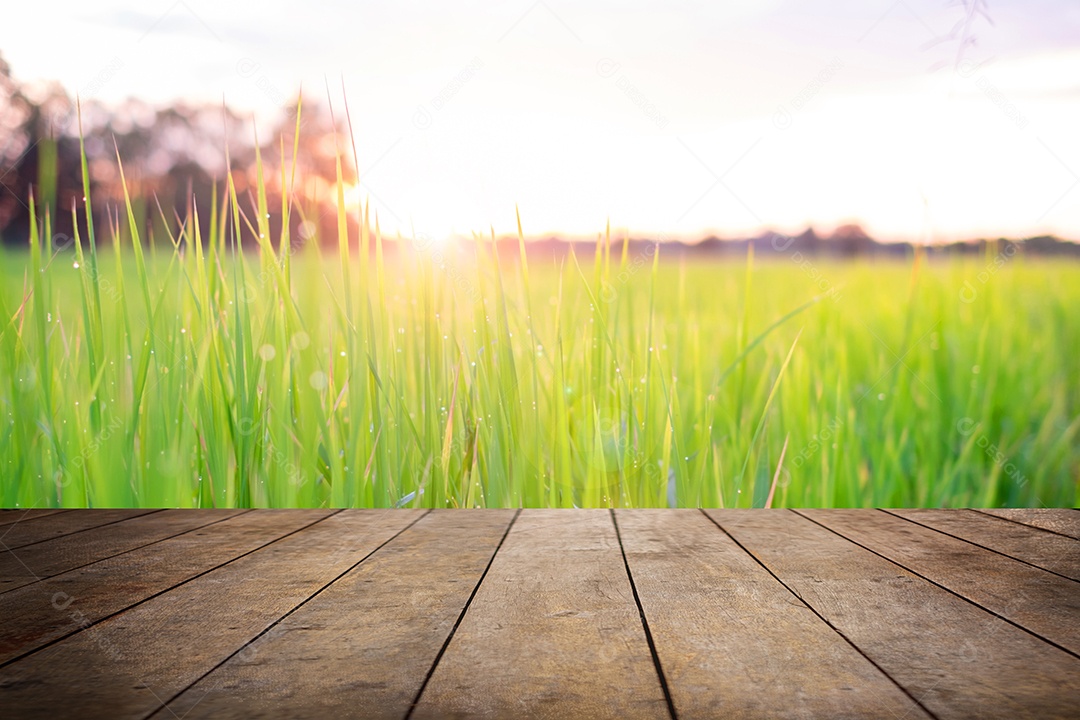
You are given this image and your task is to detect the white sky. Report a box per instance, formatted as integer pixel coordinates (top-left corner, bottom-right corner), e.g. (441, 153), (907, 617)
(3, 0), (1079, 242)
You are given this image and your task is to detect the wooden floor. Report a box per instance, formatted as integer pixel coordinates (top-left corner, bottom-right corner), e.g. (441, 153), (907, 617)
(0, 509), (1077, 719)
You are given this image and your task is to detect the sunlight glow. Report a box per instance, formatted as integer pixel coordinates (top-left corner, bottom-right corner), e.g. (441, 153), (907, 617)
(1, 1), (1076, 242)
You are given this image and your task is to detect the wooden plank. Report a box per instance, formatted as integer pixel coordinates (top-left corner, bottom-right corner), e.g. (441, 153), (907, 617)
(158, 510), (516, 720)
(615, 509), (931, 719)
(0, 510), (334, 665)
(0, 510), (70, 527)
(0, 509), (159, 551)
(976, 509), (1080, 540)
(707, 509), (1080, 720)
(412, 509), (669, 720)
(0, 509), (419, 720)
(0, 509), (245, 593)
(887, 508), (1080, 582)
(800, 509), (1080, 657)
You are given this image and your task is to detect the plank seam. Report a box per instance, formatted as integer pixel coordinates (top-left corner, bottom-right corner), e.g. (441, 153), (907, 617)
(404, 509), (521, 720)
(795, 510), (1080, 661)
(0, 509), (166, 551)
(145, 509), (433, 720)
(881, 509), (1080, 585)
(611, 508), (679, 720)
(0, 510), (256, 597)
(0, 509), (74, 528)
(969, 509), (1080, 541)
(0, 509), (345, 671)
(701, 509), (939, 720)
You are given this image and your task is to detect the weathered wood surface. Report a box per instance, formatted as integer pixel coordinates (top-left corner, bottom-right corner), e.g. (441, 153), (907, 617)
(0, 509), (158, 551)
(0, 508), (1077, 719)
(0, 510), (330, 664)
(0, 509), (245, 593)
(975, 508), (1080, 540)
(615, 509), (931, 719)
(885, 508), (1080, 581)
(709, 509), (1080, 720)
(0, 509), (70, 527)
(799, 509), (1080, 655)
(412, 509), (669, 720)
(161, 510), (514, 720)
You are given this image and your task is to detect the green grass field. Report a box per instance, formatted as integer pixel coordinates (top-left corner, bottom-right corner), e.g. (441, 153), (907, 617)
(3, 229), (1077, 509)
(2, 132), (1077, 509)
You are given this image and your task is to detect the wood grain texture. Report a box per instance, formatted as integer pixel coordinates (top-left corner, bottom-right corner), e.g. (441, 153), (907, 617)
(0, 510), (158, 551)
(615, 509), (931, 719)
(800, 509), (1080, 656)
(0, 509), (399, 720)
(708, 509), (1080, 720)
(412, 509), (669, 720)
(975, 509), (1080, 540)
(0, 510), (330, 665)
(0, 510), (70, 527)
(158, 510), (515, 720)
(0, 509), (244, 593)
(886, 508), (1080, 582)
(0, 508), (1075, 719)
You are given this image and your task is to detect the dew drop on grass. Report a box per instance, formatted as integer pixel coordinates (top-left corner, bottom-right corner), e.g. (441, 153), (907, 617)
(73, 261), (80, 269)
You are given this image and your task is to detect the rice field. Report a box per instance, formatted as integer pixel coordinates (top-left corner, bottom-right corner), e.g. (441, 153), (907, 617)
(1, 144), (1077, 509)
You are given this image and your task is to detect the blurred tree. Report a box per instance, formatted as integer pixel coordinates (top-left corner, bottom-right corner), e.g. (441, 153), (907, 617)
(0, 53), (354, 251)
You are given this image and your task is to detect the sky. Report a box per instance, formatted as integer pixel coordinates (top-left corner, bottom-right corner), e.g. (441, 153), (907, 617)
(2, 0), (1079, 243)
